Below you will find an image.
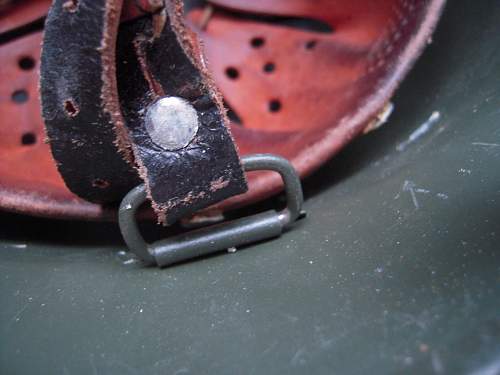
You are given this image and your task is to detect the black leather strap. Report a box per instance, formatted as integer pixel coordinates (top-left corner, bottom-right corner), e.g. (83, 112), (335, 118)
(40, 0), (141, 203)
(40, 0), (247, 224)
(116, 2), (247, 224)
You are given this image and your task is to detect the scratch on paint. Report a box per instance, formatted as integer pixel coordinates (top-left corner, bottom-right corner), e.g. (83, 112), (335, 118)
(472, 142), (500, 148)
(403, 180), (419, 209)
(397, 111), (441, 151)
(291, 348), (307, 366)
(403, 180), (449, 209)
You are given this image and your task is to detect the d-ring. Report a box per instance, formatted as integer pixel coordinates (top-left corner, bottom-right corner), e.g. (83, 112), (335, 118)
(118, 154), (305, 268)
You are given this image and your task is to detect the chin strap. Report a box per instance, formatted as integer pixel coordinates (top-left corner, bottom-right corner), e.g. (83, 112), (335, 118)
(40, 0), (247, 225)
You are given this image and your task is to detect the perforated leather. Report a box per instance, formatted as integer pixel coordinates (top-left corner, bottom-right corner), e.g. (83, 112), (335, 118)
(0, 0), (446, 220)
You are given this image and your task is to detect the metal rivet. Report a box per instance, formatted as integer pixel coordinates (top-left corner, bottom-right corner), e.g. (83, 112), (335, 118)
(145, 97), (199, 151)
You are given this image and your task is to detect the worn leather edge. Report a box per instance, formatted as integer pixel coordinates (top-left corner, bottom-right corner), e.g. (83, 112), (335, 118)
(116, 0), (247, 225)
(101, 0), (136, 166)
(40, 0), (141, 203)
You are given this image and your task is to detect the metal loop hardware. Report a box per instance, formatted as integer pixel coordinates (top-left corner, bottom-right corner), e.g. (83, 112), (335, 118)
(118, 154), (305, 267)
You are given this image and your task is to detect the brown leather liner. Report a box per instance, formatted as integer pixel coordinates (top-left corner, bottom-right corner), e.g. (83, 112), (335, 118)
(0, 0), (446, 220)
(190, 0), (447, 211)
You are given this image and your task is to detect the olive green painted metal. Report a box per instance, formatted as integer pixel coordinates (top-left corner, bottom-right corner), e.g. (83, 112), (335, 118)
(119, 154), (304, 268)
(1, 0), (500, 373)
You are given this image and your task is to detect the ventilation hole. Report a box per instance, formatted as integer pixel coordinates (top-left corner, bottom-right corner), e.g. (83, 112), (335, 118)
(225, 67), (239, 80)
(263, 62), (275, 73)
(21, 132), (36, 146)
(11, 90), (28, 103)
(223, 100), (243, 126)
(269, 99), (282, 113)
(305, 40), (317, 50)
(250, 37), (265, 48)
(63, 0), (79, 12)
(92, 179), (110, 189)
(64, 99), (79, 117)
(18, 56), (36, 71)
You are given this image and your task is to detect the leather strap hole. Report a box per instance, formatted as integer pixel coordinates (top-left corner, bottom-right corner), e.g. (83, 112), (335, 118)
(92, 179), (110, 189)
(250, 37), (265, 48)
(18, 56), (36, 71)
(11, 89), (28, 104)
(269, 99), (282, 113)
(263, 62), (275, 73)
(62, 0), (79, 13)
(224, 100), (243, 126)
(64, 99), (79, 117)
(225, 67), (239, 80)
(21, 132), (36, 146)
(305, 40), (317, 50)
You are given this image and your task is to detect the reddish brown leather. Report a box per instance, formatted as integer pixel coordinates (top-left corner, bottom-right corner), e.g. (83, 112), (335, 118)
(188, 0), (446, 211)
(0, 31), (108, 219)
(0, 0), (445, 220)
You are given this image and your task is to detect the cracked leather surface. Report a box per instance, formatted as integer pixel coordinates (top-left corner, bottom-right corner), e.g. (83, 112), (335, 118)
(40, 0), (247, 224)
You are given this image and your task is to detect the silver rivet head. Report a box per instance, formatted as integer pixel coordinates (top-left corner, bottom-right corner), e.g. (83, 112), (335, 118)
(145, 97), (199, 151)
